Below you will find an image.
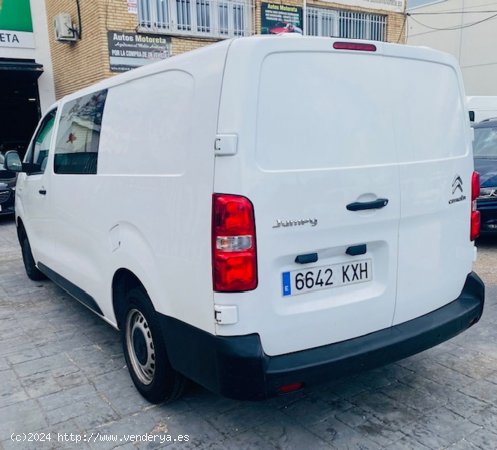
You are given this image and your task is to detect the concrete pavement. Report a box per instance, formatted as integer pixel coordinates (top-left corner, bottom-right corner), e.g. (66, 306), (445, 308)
(1, 215), (497, 449)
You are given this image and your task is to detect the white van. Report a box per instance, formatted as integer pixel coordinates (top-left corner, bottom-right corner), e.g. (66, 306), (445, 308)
(5, 36), (485, 403)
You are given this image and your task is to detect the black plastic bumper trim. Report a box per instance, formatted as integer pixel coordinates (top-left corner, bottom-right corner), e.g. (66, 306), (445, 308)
(158, 272), (484, 400)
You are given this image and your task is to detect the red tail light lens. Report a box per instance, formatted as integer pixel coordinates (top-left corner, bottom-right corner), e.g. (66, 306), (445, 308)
(278, 382), (304, 394)
(471, 171), (480, 241)
(333, 42), (377, 52)
(212, 194), (257, 292)
(472, 171), (480, 201)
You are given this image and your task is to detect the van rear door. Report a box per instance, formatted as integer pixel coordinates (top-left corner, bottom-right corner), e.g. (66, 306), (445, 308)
(214, 38), (401, 356)
(384, 47), (474, 325)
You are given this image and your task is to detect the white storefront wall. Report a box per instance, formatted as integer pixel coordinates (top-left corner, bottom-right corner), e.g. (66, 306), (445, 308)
(0, 0), (56, 113)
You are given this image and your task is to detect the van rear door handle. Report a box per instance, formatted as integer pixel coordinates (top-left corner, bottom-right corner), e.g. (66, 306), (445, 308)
(346, 198), (388, 211)
(39, 189), (47, 195)
(295, 253), (318, 264)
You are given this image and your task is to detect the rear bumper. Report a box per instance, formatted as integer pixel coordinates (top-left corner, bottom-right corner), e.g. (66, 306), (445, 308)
(159, 272), (485, 400)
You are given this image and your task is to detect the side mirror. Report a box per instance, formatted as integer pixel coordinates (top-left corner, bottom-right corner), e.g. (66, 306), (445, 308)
(4, 150), (41, 174)
(4, 151), (22, 172)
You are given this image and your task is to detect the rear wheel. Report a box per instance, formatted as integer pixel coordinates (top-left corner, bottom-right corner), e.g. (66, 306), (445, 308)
(122, 287), (186, 404)
(20, 234), (46, 281)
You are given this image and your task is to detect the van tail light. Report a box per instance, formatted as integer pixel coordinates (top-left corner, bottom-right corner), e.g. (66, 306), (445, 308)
(333, 42), (377, 52)
(471, 171), (480, 241)
(212, 194), (258, 292)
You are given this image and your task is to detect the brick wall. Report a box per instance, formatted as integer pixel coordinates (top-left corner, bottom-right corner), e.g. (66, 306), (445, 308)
(101, 0), (140, 78)
(45, 0), (110, 99)
(386, 10), (407, 44)
(170, 37), (219, 56)
(45, 0), (405, 99)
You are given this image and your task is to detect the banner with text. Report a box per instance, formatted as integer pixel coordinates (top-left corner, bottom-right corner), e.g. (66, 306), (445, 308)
(108, 31), (171, 72)
(261, 3), (303, 34)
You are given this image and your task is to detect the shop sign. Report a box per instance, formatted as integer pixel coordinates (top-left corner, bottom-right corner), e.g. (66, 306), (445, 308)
(261, 3), (303, 35)
(0, 0), (35, 48)
(107, 31), (171, 72)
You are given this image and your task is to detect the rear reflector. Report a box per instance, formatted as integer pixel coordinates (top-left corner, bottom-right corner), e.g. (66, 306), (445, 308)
(471, 211), (480, 241)
(471, 171), (480, 241)
(212, 194), (258, 292)
(333, 42), (377, 52)
(278, 382), (304, 394)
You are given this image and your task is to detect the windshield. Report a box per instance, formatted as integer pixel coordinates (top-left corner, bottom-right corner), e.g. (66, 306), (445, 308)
(473, 126), (497, 158)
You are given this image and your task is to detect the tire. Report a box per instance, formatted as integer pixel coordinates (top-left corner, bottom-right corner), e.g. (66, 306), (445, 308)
(122, 287), (186, 404)
(20, 235), (46, 281)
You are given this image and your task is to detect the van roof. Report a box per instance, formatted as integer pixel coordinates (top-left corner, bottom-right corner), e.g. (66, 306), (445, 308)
(51, 36), (460, 110)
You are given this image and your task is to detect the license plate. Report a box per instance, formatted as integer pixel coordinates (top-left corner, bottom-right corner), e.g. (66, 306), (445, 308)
(282, 259), (372, 297)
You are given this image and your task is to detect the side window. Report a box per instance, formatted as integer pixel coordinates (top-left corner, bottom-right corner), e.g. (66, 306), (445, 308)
(54, 89), (108, 175)
(25, 110), (57, 174)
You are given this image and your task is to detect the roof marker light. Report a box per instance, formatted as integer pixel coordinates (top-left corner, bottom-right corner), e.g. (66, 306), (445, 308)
(333, 42), (377, 52)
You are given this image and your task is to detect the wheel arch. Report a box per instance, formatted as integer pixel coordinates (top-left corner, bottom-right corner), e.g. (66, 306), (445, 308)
(112, 268), (153, 330)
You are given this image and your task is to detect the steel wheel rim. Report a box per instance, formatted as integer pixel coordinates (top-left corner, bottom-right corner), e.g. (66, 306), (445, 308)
(125, 308), (156, 385)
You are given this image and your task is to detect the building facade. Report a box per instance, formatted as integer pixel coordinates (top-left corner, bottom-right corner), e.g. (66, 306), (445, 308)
(407, 0), (497, 96)
(0, 0), (55, 154)
(46, 0), (406, 99)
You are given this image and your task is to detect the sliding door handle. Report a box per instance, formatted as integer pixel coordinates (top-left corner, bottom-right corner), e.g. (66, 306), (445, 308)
(346, 198), (388, 211)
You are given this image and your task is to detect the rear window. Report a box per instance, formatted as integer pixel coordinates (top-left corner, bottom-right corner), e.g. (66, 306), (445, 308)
(54, 89), (108, 175)
(256, 52), (466, 171)
(473, 126), (497, 158)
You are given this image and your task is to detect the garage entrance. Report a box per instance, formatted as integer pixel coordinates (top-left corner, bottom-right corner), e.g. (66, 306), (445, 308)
(0, 58), (43, 159)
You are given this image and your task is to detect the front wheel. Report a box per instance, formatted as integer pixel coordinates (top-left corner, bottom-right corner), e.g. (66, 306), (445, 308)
(122, 287), (186, 404)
